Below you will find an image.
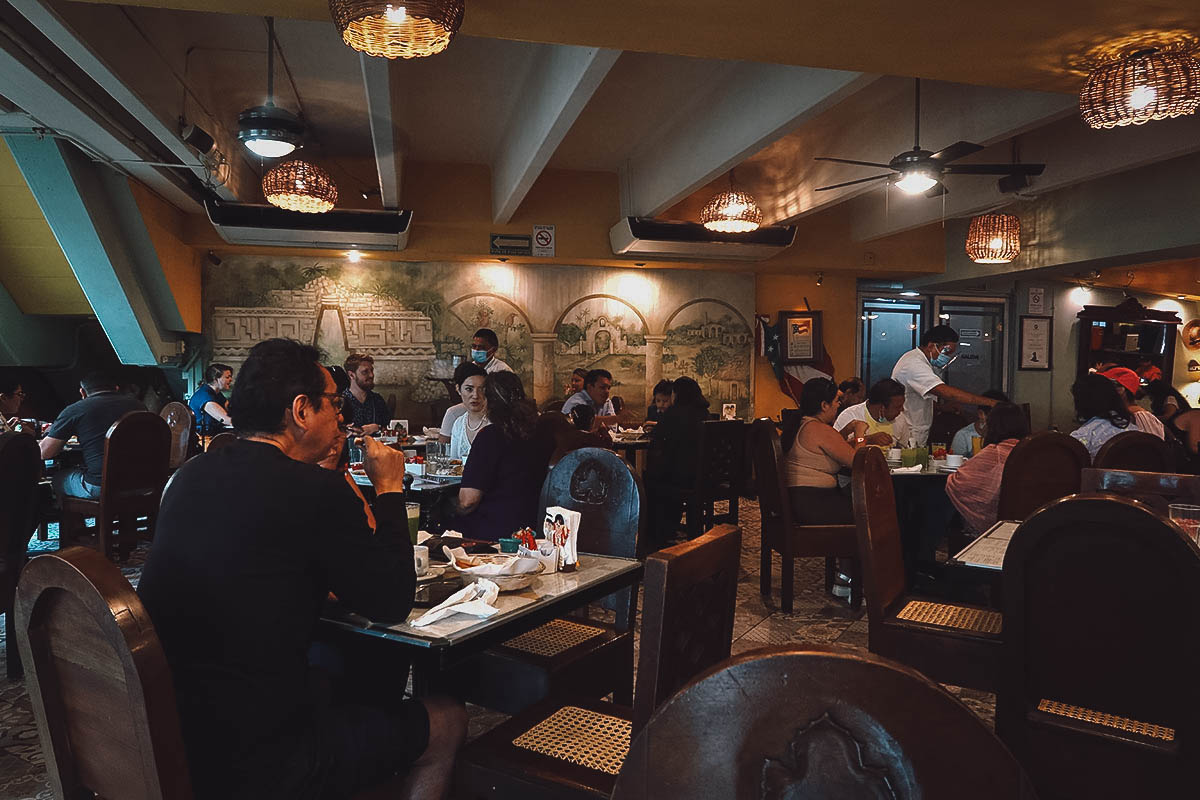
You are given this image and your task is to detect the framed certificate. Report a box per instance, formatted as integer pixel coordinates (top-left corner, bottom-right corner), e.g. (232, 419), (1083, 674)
(781, 311), (823, 365)
(1019, 315), (1052, 370)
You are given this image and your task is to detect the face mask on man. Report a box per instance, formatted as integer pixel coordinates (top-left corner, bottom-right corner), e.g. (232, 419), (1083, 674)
(470, 349), (489, 364)
(929, 347), (955, 369)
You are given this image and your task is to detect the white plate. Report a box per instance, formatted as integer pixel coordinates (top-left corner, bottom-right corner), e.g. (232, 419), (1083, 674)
(416, 565), (447, 582)
(937, 465), (959, 473)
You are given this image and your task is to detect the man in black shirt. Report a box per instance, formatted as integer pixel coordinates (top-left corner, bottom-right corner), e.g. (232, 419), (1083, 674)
(138, 338), (465, 799)
(39, 370), (144, 499)
(343, 352), (391, 434)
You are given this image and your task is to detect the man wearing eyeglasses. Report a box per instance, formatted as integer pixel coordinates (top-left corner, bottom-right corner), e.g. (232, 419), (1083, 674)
(891, 325), (1000, 447)
(139, 338), (465, 800)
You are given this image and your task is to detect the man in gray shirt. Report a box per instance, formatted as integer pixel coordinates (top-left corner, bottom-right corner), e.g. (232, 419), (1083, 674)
(561, 368), (619, 428)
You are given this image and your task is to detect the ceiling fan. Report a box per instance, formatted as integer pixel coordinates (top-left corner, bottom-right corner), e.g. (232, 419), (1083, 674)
(813, 78), (1046, 197)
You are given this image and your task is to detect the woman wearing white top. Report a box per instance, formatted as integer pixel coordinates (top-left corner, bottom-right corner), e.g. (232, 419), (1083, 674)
(449, 367), (488, 461)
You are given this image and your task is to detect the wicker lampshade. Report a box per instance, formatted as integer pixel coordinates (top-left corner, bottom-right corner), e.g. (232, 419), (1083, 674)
(262, 160), (338, 214)
(330, 0), (465, 59)
(965, 213), (1021, 264)
(1080, 46), (1200, 128)
(700, 189), (763, 233)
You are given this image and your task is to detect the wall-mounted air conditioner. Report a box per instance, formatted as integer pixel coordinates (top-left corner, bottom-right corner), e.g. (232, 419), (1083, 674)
(205, 200), (411, 250)
(609, 217), (796, 262)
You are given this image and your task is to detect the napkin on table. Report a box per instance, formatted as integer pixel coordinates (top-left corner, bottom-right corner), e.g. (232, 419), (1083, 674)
(442, 547), (541, 575)
(411, 579), (500, 627)
(890, 464), (924, 474)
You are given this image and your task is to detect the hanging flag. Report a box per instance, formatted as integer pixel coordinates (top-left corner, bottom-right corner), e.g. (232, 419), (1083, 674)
(758, 315), (835, 407)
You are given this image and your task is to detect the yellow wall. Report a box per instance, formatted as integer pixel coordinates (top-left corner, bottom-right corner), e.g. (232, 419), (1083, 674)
(130, 180), (203, 332)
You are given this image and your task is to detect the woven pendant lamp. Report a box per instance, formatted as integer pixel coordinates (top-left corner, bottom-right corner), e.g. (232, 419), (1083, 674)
(965, 213), (1020, 264)
(1080, 45), (1200, 128)
(330, 0), (465, 59)
(263, 160), (338, 213)
(700, 174), (763, 234)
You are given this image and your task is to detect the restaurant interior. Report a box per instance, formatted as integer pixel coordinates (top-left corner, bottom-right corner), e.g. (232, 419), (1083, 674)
(1, 0), (1200, 797)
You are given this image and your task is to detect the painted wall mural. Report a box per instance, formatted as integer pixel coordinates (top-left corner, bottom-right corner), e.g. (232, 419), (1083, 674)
(202, 257), (754, 423)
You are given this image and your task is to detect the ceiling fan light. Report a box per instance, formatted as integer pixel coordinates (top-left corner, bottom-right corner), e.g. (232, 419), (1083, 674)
(894, 170), (938, 195)
(700, 189), (763, 233)
(1080, 46), (1200, 129)
(262, 160), (338, 213)
(237, 104), (305, 158)
(965, 213), (1021, 264)
(330, 0), (465, 59)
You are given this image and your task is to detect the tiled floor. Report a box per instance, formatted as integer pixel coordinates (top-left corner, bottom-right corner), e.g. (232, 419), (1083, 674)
(0, 502), (994, 798)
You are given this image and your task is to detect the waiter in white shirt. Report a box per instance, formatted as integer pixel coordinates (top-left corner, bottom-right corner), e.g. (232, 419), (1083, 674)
(891, 325), (999, 446)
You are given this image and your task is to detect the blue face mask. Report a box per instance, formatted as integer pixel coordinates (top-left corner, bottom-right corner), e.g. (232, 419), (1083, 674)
(470, 349), (489, 364)
(930, 348), (954, 369)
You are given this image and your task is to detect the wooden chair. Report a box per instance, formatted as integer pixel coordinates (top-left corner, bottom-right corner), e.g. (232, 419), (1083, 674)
(614, 646), (1036, 798)
(996, 431), (1090, 521)
(1092, 429), (1174, 472)
(1080, 467), (1200, 514)
(666, 420), (747, 538)
(456, 524), (742, 800)
(998, 495), (1200, 798)
(538, 411), (611, 467)
(60, 411), (171, 561)
(751, 418), (859, 613)
(205, 431), (237, 452)
(451, 448), (643, 714)
(851, 447), (1001, 691)
(0, 432), (41, 679)
(15, 545), (193, 799)
(930, 407), (972, 451)
(159, 401), (194, 470)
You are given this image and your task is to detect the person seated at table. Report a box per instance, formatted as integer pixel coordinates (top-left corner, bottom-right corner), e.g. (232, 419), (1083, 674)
(1146, 378), (1190, 423)
(39, 370), (144, 500)
(643, 376), (711, 550)
(453, 371), (554, 540)
(833, 377), (908, 448)
(569, 403), (595, 432)
(564, 367), (587, 400)
(645, 379), (674, 426)
(946, 402), (1031, 536)
(342, 352), (391, 435)
(837, 377), (865, 412)
(470, 327), (512, 373)
(562, 368), (619, 428)
(949, 389), (1009, 456)
(1069, 373), (1133, 458)
(1099, 366), (1165, 439)
(188, 363), (234, 437)
(449, 362), (488, 461)
(0, 376), (32, 435)
(438, 361), (487, 443)
(785, 377), (878, 525)
(138, 337), (465, 800)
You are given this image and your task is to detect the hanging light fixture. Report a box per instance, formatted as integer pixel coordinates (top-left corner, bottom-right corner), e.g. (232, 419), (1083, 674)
(965, 213), (1021, 264)
(701, 172), (763, 233)
(330, 0), (465, 59)
(263, 160), (338, 213)
(1080, 44), (1200, 128)
(238, 18), (305, 158)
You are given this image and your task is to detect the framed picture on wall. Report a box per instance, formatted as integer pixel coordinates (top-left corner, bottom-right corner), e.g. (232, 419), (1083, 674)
(1019, 315), (1052, 370)
(781, 310), (823, 365)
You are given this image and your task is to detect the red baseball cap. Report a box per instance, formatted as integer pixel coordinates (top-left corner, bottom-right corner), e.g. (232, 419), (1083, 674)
(1100, 367), (1140, 396)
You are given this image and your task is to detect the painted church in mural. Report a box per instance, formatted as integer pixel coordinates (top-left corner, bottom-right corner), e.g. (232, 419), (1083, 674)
(202, 256), (754, 424)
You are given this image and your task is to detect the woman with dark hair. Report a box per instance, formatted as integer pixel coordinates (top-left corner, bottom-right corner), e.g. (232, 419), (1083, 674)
(1070, 374), (1132, 458)
(1146, 379), (1190, 422)
(453, 371), (554, 540)
(646, 378), (674, 425)
(784, 377), (874, 525)
(189, 362), (234, 436)
(945, 402), (1031, 535)
(643, 376), (710, 550)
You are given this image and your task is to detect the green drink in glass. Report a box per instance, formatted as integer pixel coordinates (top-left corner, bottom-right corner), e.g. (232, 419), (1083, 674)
(406, 502), (421, 545)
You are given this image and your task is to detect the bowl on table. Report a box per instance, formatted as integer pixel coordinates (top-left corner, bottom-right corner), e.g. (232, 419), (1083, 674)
(452, 554), (546, 592)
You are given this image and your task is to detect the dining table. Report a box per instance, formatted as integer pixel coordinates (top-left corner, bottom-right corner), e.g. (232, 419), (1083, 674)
(321, 553), (643, 695)
(352, 470), (460, 533)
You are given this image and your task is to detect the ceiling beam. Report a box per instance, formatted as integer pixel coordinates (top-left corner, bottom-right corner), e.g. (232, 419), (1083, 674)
(624, 65), (877, 219)
(361, 53), (399, 208)
(491, 44), (620, 224)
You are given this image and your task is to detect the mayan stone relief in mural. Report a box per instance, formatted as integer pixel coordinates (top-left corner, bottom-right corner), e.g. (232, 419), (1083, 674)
(202, 257), (755, 423)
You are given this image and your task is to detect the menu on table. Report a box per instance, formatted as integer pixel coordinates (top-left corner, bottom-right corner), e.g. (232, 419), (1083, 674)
(953, 520), (1020, 570)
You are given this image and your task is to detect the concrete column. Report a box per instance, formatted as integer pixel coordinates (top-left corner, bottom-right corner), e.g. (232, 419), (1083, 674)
(644, 335), (667, 409)
(531, 333), (559, 406)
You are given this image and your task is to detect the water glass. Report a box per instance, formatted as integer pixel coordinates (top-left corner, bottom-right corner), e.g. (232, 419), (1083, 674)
(1168, 504), (1200, 544)
(348, 441), (364, 465)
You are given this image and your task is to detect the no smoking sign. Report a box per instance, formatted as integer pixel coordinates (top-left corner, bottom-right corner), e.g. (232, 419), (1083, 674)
(533, 224), (555, 257)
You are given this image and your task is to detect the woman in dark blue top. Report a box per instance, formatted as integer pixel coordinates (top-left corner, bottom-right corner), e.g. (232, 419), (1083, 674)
(453, 371), (554, 540)
(189, 364), (233, 436)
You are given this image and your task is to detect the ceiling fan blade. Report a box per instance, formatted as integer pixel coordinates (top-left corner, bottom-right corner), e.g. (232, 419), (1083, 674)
(815, 174), (892, 192)
(942, 163), (1046, 176)
(814, 156), (893, 169)
(925, 183), (948, 198)
(929, 141), (983, 163)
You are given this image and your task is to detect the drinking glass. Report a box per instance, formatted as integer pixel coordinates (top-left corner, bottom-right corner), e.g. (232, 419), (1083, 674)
(1168, 504), (1200, 544)
(406, 502), (421, 545)
(971, 435), (983, 456)
(931, 442), (947, 460)
(348, 441), (364, 465)
(916, 446), (929, 469)
(901, 448), (918, 468)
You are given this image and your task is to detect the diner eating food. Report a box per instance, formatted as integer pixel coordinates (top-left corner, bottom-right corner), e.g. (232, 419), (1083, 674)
(946, 402), (1032, 535)
(561, 368), (618, 427)
(1070, 373), (1133, 458)
(1100, 366), (1166, 440)
(643, 376), (711, 551)
(342, 352), (390, 435)
(188, 363), (234, 436)
(0, 376), (27, 434)
(833, 377), (908, 448)
(950, 389), (1009, 456)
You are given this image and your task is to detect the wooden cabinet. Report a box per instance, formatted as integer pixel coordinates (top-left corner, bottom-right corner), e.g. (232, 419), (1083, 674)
(1076, 298), (1181, 384)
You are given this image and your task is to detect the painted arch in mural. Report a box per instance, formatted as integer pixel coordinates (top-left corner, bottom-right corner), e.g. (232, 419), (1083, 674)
(662, 298), (754, 417)
(443, 293), (535, 392)
(554, 294), (649, 406)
